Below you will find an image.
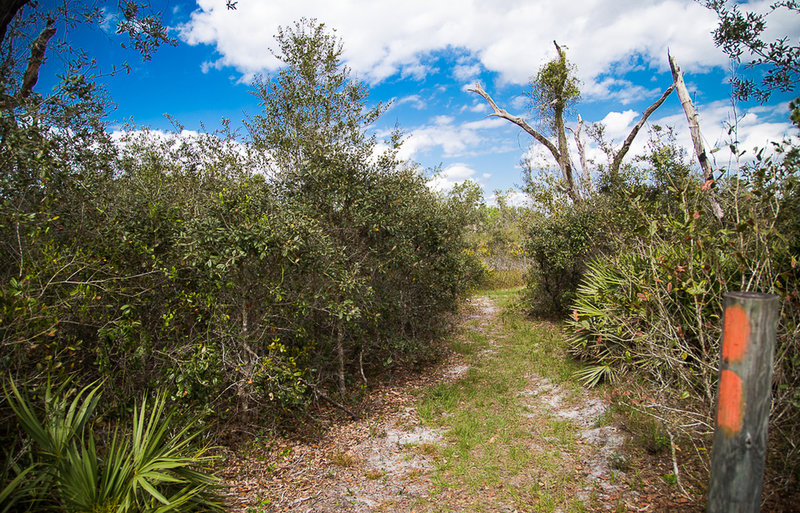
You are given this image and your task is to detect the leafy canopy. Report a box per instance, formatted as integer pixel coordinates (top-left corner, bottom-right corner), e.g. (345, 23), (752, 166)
(529, 44), (581, 133)
(246, 17), (386, 170)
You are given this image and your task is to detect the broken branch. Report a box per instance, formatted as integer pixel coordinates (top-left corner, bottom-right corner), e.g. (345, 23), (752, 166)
(668, 52), (725, 221)
(20, 16), (56, 99)
(611, 83), (676, 176)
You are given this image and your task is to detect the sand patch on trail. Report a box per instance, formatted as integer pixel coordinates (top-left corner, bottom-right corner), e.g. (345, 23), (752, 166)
(519, 375), (629, 507)
(464, 296), (499, 318)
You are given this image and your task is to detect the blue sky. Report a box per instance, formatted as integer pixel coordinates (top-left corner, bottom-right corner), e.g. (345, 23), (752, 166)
(36, 0), (799, 204)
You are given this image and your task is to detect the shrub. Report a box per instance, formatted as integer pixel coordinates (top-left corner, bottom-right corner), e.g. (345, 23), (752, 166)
(566, 135), (800, 488)
(522, 199), (610, 316)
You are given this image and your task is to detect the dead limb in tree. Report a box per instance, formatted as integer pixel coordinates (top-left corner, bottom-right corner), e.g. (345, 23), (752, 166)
(570, 114), (590, 195)
(610, 83), (676, 177)
(669, 52), (725, 222)
(470, 50), (673, 202)
(0, 14), (55, 111)
(468, 82), (561, 163)
(21, 17), (55, 98)
(468, 82), (581, 202)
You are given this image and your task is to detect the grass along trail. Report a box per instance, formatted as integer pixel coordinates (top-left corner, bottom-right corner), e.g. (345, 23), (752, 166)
(220, 290), (698, 512)
(415, 291), (630, 512)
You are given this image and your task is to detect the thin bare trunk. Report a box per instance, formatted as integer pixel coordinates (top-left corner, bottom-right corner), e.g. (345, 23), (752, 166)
(359, 348), (367, 385)
(571, 114), (591, 196)
(336, 323), (346, 397)
(668, 52), (725, 221)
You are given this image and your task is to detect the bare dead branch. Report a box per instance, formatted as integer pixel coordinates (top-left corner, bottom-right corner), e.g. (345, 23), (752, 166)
(553, 40), (564, 59)
(572, 114), (591, 195)
(20, 17), (56, 98)
(468, 82), (561, 159)
(610, 83), (676, 175)
(668, 52), (725, 221)
(300, 377), (358, 420)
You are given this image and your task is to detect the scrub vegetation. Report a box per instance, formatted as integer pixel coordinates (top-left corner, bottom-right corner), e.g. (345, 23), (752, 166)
(1, 0), (799, 510)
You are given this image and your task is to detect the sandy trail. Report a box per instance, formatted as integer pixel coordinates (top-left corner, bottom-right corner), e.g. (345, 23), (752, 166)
(219, 295), (631, 512)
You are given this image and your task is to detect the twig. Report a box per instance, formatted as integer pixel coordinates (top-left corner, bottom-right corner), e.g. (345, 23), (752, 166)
(291, 492), (321, 506)
(300, 378), (358, 420)
(667, 429), (689, 497)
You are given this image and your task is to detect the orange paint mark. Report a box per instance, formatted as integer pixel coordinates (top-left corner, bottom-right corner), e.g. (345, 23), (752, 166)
(717, 369), (744, 436)
(723, 304), (750, 363)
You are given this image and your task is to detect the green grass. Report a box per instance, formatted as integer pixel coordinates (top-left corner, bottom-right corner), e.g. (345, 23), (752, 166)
(415, 289), (593, 512)
(477, 269), (526, 290)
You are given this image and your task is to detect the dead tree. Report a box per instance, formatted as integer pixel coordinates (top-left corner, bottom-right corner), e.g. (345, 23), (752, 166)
(669, 52), (725, 221)
(469, 43), (675, 202)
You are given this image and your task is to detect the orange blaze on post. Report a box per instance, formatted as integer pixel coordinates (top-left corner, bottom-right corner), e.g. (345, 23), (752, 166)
(717, 369), (744, 436)
(722, 304), (750, 363)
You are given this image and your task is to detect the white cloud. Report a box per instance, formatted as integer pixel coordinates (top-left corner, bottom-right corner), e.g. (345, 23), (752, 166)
(486, 190), (532, 207)
(453, 56), (482, 82)
(428, 163), (479, 192)
(510, 95), (529, 111)
(461, 102), (489, 114)
(178, 0), (749, 91)
(584, 78), (661, 104)
(398, 115), (511, 161)
(395, 94), (427, 110)
(99, 8), (120, 35)
(598, 110), (639, 141)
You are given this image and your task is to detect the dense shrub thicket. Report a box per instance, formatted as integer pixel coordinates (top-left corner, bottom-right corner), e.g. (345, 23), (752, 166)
(0, 17), (481, 425)
(0, 11), (482, 508)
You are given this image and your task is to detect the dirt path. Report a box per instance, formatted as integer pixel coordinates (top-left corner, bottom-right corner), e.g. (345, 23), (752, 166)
(217, 295), (674, 512)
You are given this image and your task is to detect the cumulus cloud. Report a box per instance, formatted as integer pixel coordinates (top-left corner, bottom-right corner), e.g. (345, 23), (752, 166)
(584, 78), (661, 104)
(486, 190), (532, 207)
(394, 94), (427, 110)
(661, 101), (797, 167)
(461, 102), (489, 114)
(452, 56), (482, 82)
(598, 110), (639, 141)
(398, 115), (509, 161)
(428, 163), (480, 192)
(177, 0), (754, 92)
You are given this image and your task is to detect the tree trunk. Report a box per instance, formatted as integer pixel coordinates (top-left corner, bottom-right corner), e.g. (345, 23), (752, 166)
(467, 82), (581, 203)
(668, 53), (725, 222)
(572, 115), (592, 196)
(336, 322), (346, 397)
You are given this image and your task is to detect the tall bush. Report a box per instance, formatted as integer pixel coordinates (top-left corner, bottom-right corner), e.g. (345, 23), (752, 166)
(522, 199), (610, 316)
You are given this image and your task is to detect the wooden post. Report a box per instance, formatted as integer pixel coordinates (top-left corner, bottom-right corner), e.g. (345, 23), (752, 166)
(708, 292), (779, 513)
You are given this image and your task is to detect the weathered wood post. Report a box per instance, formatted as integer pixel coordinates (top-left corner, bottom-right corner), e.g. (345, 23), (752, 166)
(708, 292), (779, 513)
